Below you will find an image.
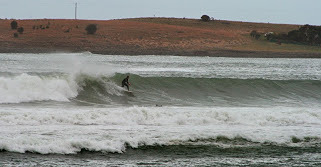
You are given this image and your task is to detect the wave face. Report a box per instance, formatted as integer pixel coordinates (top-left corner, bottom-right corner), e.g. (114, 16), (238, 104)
(111, 74), (321, 106)
(1, 72), (320, 106)
(0, 52), (321, 164)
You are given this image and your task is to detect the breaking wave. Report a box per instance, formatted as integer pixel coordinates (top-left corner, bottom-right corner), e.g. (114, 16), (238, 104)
(0, 72), (321, 106)
(0, 135), (320, 154)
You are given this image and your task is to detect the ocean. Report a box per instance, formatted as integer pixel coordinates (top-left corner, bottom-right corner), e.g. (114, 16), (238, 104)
(0, 53), (320, 166)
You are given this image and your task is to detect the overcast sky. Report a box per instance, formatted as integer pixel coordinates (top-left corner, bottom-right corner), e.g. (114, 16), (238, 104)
(0, 0), (320, 25)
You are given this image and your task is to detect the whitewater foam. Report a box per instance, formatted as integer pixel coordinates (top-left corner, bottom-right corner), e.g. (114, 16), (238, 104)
(0, 73), (78, 103)
(1, 106), (320, 126)
(0, 71), (128, 104)
(0, 106), (320, 154)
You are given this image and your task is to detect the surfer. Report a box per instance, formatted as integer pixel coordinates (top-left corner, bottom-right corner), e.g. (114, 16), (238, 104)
(121, 76), (130, 91)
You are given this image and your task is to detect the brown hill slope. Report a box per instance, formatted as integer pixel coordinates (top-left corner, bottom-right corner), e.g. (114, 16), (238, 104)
(0, 18), (320, 57)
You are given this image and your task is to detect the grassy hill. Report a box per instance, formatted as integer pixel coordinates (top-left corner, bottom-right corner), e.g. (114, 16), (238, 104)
(0, 17), (320, 57)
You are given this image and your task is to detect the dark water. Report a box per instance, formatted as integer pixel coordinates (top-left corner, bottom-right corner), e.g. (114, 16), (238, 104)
(1, 144), (321, 166)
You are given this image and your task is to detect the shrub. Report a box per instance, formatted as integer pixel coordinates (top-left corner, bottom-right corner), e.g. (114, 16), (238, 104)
(85, 24), (97, 34)
(17, 27), (24, 34)
(201, 15), (210, 22)
(13, 33), (18, 38)
(64, 28), (70, 33)
(276, 33), (288, 40)
(250, 30), (257, 37)
(11, 20), (18, 29)
(255, 34), (261, 40)
(250, 30), (261, 39)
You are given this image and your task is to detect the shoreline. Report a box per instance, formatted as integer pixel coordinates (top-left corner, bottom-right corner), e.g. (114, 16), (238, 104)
(1, 48), (321, 58)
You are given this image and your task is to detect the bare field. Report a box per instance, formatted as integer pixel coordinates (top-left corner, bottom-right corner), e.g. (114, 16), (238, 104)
(0, 18), (320, 57)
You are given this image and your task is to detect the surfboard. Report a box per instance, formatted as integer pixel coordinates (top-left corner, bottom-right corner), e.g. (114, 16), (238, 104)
(124, 90), (134, 96)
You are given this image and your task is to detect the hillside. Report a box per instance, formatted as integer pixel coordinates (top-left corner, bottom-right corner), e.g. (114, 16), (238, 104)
(0, 18), (321, 57)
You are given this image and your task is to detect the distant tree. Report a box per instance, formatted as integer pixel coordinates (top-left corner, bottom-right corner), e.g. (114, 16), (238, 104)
(298, 24), (321, 44)
(201, 15), (210, 22)
(85, 24), (97, 34)
(250, 30), (257, 37)
(250, 30), (261, 40)
(255, 34), (261, 40)
(17, 27), (24, 34)
(11, 20), (18, 29)
(265, 24), (321, 45)
(276, 33), (288, 40)
(13, 33), (18, 38)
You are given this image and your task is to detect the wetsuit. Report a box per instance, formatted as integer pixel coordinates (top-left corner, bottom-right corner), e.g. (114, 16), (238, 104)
(122, 78), (129, 91)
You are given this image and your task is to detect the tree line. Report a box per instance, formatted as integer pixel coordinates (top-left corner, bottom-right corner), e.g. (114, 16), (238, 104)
(261, 25), (321, 45)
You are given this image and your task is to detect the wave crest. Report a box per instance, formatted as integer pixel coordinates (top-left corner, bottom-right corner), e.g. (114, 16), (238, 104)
(0, 135), (320, 154)
(0, 73), (78, 103)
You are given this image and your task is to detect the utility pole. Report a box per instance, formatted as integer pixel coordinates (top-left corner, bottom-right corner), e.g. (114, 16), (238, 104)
(75, 2), (77, 20)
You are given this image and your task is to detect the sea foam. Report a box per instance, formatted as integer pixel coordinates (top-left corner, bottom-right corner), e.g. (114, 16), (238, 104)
(0, 73), (78, 103)
(0, 106), (320, 154)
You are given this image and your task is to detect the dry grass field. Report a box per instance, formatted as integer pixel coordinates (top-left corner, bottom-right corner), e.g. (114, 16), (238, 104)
(0, 17), (320, 57)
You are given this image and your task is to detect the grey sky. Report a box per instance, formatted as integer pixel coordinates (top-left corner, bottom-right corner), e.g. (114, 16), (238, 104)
(0, 0), (320, 25)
